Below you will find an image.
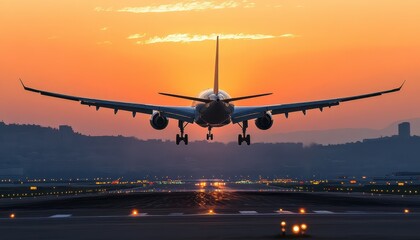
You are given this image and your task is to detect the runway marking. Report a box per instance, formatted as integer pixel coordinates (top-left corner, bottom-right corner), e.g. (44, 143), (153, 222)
(169, 213), (184, 216)
(313, 210), (334, 214)
(345, 211), (367, 214)
(276, 210), (295, 214)
(130, 213), (148, 217)
(1, 211), (419, 220)
(239, 211), (258, 214)
(49, 214), (72, 218)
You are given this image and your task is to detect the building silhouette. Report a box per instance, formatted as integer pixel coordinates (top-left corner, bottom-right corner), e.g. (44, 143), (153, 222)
(398, 122), (410, 138)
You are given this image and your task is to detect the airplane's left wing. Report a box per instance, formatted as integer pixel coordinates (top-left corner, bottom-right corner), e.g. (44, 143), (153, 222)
(20, 80), (196, 123)
(231, 82), (404, 123)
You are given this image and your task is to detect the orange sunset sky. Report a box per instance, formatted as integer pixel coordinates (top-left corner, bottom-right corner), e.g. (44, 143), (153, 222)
(0, 0), (419, 142)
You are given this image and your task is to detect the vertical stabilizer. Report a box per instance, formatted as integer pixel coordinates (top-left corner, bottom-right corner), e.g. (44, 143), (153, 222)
(213, 36), (219, 94)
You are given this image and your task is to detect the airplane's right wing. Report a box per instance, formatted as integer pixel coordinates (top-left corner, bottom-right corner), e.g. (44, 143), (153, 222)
(20, 80), (196, 123)
(231, 82), (404, 123)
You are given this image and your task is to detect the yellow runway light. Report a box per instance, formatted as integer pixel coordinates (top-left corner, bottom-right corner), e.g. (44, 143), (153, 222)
(131, 209), (138, 216)
(301, 223), (308, 235)
(292, 225), (300, 234)
(280, 221), (286, 236)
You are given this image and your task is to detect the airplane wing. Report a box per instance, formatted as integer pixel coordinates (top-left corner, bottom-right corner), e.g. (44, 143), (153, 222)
(231, 82), (404, 123)
(20, 80), (196, 123)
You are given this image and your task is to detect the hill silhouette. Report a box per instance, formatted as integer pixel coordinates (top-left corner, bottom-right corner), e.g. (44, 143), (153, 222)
(260, 118), (420, 144)
(0, 121), (419, 178)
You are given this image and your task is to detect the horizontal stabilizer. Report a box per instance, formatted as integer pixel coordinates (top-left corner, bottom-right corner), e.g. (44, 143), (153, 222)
(159, 92), (211, 103)
(223, 93), (272, 103)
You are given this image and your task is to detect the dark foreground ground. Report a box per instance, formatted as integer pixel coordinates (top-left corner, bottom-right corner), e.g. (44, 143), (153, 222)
(1, 185), (420, 239)
(1, 214), (420, 240)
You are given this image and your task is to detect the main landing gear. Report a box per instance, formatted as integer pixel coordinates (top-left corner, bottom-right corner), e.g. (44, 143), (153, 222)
(238, 120), (251, 145)
(206, 127), (214, 141)
(176, 120), (189, 145)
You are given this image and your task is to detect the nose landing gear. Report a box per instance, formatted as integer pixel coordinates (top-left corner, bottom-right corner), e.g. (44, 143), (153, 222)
(238, 120), (251, 145)
(206, 127), (214, 140)
(176, 120), (189, 145)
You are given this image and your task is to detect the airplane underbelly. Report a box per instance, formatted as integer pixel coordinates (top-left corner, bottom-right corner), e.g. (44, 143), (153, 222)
(195, 102), (232, 127)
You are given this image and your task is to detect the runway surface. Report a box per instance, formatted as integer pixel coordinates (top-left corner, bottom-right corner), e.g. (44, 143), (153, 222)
(1, 183), (420, 239)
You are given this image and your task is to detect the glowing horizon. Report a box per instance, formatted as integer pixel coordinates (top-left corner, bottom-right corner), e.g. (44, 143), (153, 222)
(0, 0), (419, 143)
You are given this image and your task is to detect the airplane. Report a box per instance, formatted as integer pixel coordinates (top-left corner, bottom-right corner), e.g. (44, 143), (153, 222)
(20, 36), (404, 145)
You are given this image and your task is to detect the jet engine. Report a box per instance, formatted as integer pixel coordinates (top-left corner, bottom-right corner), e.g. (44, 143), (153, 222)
(150, 112), (169, 130)
(255, 112), (273, 130)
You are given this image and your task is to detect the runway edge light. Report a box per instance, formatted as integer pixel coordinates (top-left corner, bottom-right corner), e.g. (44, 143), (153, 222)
(292, 225), (300, 235)
(131, 209), (139, 216)
(280, 221), (286, 236)
(301, 223), (308, 235)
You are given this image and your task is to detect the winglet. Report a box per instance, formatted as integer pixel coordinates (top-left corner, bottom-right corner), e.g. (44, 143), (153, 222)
(19, 79), (42, 94)
(213, 36), (219, 95)
(19, 78), (27, 90)
(399, 80), (406, 90)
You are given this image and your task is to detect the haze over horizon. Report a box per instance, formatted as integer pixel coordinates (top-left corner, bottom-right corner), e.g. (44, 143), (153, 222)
(1, 121), (418, 178)
(1, 117), (419, 145)
(1, 0), (419, 142)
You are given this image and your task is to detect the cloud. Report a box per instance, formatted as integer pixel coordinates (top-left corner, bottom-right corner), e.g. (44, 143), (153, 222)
(279, 33), (297, 38)
(95, 1), (255, 14)
(132, 33), (297, 44)
(127, 33), (146, 39)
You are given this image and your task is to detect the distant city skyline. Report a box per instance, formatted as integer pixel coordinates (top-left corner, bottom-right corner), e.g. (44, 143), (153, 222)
(1, 121), (419, 178)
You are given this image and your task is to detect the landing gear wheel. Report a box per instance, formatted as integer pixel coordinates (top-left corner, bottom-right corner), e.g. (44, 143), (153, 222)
(206, 127), (214, 141)
(237, 121), (251, 145)
(238, 134), (243, 145)
(176, 120), (189, 145)
(245, 134), (251, 145)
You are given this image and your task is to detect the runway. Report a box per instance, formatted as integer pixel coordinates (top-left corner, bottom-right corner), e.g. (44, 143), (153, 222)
(1, 184), (420, 239)
(1, 213), (419, 240)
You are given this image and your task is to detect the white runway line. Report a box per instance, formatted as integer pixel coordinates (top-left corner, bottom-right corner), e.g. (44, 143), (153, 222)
(1, 211), (418, 220)
(313, 210), (334, 214)
(130, 213), (148, 217)
(49, 214), (72, 218)
(169, 213), (184, 216)
(345, 211), (367, 214)
(239, 211), (258, 214)
(276, 210), (295, 214)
